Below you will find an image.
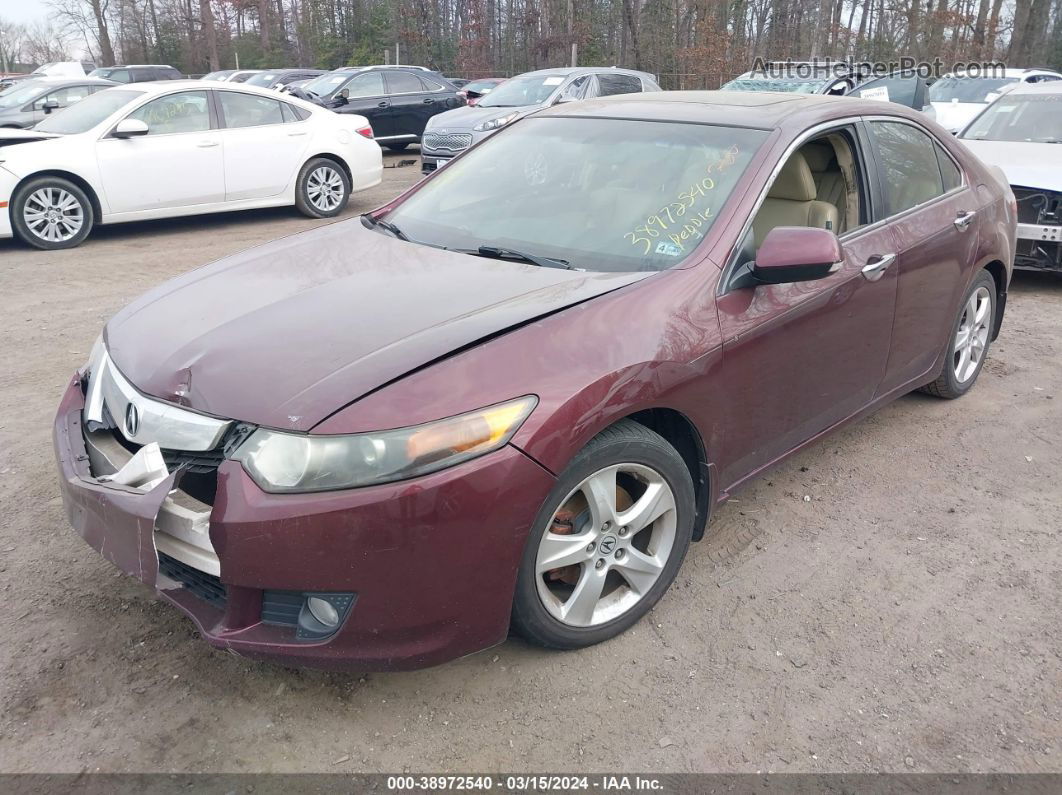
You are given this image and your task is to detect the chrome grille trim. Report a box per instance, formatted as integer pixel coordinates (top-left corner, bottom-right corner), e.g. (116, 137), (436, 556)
(423, 132), (473, 152)
(83, 345), (232, 452)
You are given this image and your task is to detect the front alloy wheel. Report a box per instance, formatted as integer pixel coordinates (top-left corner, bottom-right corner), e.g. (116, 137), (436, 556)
(12, 177), (94, 249)
(512, 419), (695, 649)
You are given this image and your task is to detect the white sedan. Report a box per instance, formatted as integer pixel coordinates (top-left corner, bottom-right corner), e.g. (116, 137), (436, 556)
(0, 81), (382, 249)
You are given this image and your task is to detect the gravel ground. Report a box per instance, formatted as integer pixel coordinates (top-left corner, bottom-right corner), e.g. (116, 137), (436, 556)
(0, 150), (1060, 774)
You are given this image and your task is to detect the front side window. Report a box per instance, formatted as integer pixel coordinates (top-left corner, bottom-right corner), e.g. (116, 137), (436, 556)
(596, 73), (643, 96)
(960, 94), (1062, 143)
(126, 91), (211, 135)
(35, 88), (142, 134)
(557, 75), (591, 102)
(344, 72), (385, 98)
(868, 121), (945, 215)
(219, 91), (285, 127)
(382, 117), (767, 272)
(35, 85), (93, 110)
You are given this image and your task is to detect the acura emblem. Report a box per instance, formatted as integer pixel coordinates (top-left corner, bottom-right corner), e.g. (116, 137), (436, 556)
(598, 535), (617, 555)
(125, 402), (140, 437)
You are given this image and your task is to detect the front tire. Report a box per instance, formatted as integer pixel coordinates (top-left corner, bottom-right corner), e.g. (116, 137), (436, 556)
(295, 157), (350, 218)
(511, 420), (695, 650)
(920, 269), (996, 399)
(12, 177), (93, 250)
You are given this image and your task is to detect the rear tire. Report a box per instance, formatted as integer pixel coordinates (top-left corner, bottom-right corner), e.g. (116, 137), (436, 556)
(920, 269), (996, 399)
(12, 176), (93, 250)
(294, 157), (350, 218)
(511, 419), (695, 650)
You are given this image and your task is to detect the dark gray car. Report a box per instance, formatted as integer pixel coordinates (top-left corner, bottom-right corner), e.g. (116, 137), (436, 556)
(420, 67), (660, 173)
(0, 77), (116, 129)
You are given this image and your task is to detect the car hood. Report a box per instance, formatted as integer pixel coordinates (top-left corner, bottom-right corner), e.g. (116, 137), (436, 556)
(105, 220), (650, 432)
(960, 139), (1062, 192)
(930, 101), (985, 132)
(429, 103), (539, 131)
(0, 127), (61, 148)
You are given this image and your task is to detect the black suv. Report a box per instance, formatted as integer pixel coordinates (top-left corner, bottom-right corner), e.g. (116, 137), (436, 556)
(89, 65), (183, 83)
(293, 66), (465, 150)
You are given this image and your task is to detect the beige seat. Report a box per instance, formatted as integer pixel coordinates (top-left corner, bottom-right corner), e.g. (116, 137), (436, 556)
(752, 151), (840, 247)
(802, 143), (846, 214)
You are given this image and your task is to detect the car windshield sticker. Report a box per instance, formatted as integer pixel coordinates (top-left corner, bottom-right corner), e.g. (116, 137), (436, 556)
(543, 76), (564, 86)
(625, 145), (740, 256)
(860, 85), (890, 101)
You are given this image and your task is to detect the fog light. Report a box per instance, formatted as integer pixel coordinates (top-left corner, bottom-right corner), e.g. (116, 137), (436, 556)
(306, 596), (340, 628)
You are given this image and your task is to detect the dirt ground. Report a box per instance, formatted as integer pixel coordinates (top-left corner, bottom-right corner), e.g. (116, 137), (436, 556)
(1, 150), (1060, 774)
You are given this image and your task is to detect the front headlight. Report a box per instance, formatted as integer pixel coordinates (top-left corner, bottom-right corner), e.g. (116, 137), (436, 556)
(473, 111), (519, 132)
(232, 396), (537, 493)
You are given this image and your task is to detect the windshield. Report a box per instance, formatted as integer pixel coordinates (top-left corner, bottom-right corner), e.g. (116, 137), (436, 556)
(930, 76), (1018, 104)
(35, 89), (140, 134)
(961, 94), (1062, 142)
(721, 77), (832, 94)
(201, 70), (234, 81)
(478, 74), (566, 107)
(245, 72), (280, 87)
(299, 72), (349, 98)
(0, 83), (45, 110)
(383, 117), (765, 272)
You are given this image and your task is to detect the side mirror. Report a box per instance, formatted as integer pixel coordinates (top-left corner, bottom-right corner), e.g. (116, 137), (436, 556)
(738, 227), (843, 287)
(113, 118), (149, 138)
(42, 99), (60, 114)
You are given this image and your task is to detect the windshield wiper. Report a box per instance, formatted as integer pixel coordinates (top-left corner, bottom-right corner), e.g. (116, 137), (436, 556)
(463, 245), (572, 270)
(361, 213), (408, 241)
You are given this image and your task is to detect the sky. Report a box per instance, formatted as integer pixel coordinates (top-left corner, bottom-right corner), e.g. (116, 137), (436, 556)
(3, 0), (52, 28)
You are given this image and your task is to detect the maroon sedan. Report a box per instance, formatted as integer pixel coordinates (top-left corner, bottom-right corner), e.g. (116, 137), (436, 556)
(54, 91), (1015, 670)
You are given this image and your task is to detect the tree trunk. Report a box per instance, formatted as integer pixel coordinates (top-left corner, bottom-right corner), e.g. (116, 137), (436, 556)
(89, 0), (116, 65)
(200, 0), (220, 70)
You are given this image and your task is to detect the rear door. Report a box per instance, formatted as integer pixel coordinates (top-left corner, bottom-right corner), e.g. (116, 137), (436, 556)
(333, 71), (393, 137)
(216, 90), (308, 200)
(384, 70), (436, 138)
(864, 118), (980, 393)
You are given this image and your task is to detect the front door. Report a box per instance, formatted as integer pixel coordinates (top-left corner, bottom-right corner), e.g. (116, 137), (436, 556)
(96, 90), (225, 213)
(333, 71), (393, 138)
(713, 128), (898, 491)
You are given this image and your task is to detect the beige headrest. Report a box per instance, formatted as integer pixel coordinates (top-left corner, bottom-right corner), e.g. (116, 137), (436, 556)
(768, 151), (817, 202)
(801, 143), (834, 172)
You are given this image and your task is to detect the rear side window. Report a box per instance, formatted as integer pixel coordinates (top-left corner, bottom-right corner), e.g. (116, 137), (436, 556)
(386, 71), (424, 94)
(219, 92), (285, 127)
(596, 73), (643, 96)
(935, 144), (962, 192)
(418, 76), (444, 91)
(868, 121), (945, 215)
(280, 102), (309, 122)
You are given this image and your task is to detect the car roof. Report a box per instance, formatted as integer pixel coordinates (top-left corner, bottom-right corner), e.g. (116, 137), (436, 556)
(941, 68), (1062, 78)
(536, 89), (927, 129)
(1008, 80), (1062, 95)
(516, 66), (655, 80)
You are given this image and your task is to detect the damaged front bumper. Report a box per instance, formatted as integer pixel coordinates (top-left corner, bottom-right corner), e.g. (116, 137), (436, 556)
(53, 373), (555, 671)
(1014, 187), (1062, 271)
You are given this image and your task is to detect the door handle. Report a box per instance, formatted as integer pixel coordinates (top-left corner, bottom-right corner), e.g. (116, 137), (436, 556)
(954, 210), (976, 231)
(377, 101), (389, 108)
(196, 140), (219, 148)
(287, 130), (307, 136)
(861, 253), (896, 282)
(422, 98), (434, 103)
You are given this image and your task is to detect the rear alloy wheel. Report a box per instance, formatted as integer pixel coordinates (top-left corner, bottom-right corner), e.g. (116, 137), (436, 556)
(12, 177), (93, 250)
(511, 420), (695, 649)
(295, 157), (351, 218)
(921, 269), (996, 399)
